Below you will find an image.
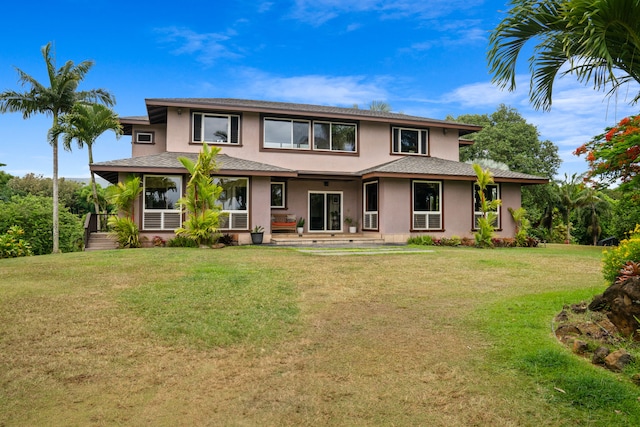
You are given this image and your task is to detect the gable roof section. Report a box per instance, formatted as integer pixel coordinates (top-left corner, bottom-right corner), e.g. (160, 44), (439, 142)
(136, 98), (482, 136)
(91, 152), (297, 184)
(358, 156), (548, 184)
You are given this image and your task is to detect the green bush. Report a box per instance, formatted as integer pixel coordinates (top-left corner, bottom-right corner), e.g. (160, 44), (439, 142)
(108, 217), (141, 248)
(0, 226), (33, 258)
(167, 235), (199, 248)
(0, 195), (83, 254)
(407, 235), (434, 246)
(602, 225), (640, 283)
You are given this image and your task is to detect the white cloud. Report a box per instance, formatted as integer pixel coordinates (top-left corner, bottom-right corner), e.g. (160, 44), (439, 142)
(289, 0), (483, 25)
(155, 26), (241, 65)
(217, 69), (389, 106)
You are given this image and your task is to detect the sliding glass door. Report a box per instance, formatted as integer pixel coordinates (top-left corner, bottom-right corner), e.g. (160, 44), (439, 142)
(309, 192), (342, 232)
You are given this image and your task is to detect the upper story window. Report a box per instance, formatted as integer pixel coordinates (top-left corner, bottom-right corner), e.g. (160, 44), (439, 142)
(135, 131), (154, 144)
(314, 122), (356, 152)
(393, 127), (428, 155)
(262, 117), (357, 153)
(192, 112), (240, 144)
(264, 118), (310, 149)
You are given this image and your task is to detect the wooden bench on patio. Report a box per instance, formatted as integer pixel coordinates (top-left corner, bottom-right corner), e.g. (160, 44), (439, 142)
(271, 214), (297, 233)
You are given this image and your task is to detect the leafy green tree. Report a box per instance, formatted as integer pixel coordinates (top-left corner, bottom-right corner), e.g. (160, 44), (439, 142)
(6, 173), (84, 210)
(488, 0), (640, 111)
(0, 42), (114, 253)
(0, 194), (83, 254)
(453, 105), (560, 178)
(0, 167), (14, 202)
(50, 103), (122, 229)
(177, 144), (224, 245)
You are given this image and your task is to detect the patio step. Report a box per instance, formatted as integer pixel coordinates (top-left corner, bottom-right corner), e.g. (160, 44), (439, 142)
(270, 233), (385, 246)
(85, 232), (118, 251)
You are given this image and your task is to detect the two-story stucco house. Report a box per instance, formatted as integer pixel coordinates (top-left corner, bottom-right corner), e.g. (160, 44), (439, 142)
(90, 98), (547, 245)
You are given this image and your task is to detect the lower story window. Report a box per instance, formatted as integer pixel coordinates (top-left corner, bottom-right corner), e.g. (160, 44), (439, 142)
(216, 177), (249, 230)
(413, 180), (442, 230)
(474, 183), (500, 229)
(143, 175), (182, 230)
(363, 181), (378, 230)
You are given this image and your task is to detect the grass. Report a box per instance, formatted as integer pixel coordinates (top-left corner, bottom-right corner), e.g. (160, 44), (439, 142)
(1, 244), (639, 425)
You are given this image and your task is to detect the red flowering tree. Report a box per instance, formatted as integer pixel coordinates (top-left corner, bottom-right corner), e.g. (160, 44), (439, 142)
(575, 115), (640, 188)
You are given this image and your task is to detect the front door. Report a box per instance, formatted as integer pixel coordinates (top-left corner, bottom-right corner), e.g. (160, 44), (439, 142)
(309, 192), (342, 232)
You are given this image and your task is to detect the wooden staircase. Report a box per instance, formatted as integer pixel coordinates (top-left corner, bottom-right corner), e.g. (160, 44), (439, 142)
(85, 232), (118, 251)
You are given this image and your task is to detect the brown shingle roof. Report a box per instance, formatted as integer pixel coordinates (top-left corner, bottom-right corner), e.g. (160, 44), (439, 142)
(91, 152), (297, 183)
(358, 156), (548, 184)
(140, 98), (482, 134)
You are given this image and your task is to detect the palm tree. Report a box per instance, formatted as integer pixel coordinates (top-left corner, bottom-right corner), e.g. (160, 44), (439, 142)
(488, 0), (640, 111)
(558, 173), (588, 242)
(50, 103), (122, 230)
(0, 42), (114, 253)
(578, 187), (612, 245)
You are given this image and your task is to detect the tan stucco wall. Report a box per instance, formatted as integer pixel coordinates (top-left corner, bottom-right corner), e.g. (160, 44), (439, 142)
(131, 124), (167, 157)
(139, 109), (462, 169)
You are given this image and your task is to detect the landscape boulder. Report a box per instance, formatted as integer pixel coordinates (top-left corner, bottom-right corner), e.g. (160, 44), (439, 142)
(588, 276), (640, 339)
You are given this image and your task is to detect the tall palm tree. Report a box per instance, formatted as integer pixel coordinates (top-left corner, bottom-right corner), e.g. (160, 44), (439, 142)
(578, 187), (612, 245)
(0, 42), (114, 253)
(50, 103), (122, 229)
(558, 173), (588, 242)
(488, 0), (640, 111)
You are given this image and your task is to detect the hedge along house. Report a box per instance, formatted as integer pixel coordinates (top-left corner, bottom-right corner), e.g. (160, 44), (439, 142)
(90, 98), (548, 245)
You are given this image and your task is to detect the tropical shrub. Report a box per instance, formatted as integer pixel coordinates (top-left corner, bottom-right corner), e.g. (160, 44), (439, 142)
(166, 235), (199, 248)
(177, 145), (224, 245)
(0, 226), (33, 258)
(473, 164), (502, 248)
(0, 194), (83, 254)
(407, 235), (434, 246)
(107, 175), (143, 249)
(602, 225), (640, 284)
(108, 217), (140, 249)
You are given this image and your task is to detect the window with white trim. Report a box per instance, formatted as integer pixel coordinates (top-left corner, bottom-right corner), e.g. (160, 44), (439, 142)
(313, 122), (356, 152)
(271, 182), (285, 208)
(264, 118), (310, 149)
(143, 175), (182, 230)
(135, 131), (154, 144)
(215, 177), (249, 230)
(412, 180), (442, 230)
(363, 181), (378, 230)
(473, 183), (500, 229)
(192, 112), (240, 144)
(393, 127), (428, 155)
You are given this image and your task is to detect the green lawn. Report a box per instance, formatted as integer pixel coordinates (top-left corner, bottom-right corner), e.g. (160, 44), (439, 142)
(1, 244), (639, 426)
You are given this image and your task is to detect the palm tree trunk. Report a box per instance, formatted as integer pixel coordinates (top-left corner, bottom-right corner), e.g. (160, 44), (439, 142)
(88, 146), (101, 230)
(52, 127), (60, 254)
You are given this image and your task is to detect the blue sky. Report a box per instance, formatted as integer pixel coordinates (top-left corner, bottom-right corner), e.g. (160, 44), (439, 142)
(1, 0), (638, 180)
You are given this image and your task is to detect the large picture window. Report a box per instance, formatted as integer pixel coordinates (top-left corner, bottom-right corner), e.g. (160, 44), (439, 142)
(143, 175), (182, 230)
(264, 118), (310, 149)
(474, 183), (500, 229)
(192, 112), (240, 144)
(412, 180), (442, 230)
(393, 127), (428, 155)
(314, 122), (356, 152)
(215, 177), (249, 230)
